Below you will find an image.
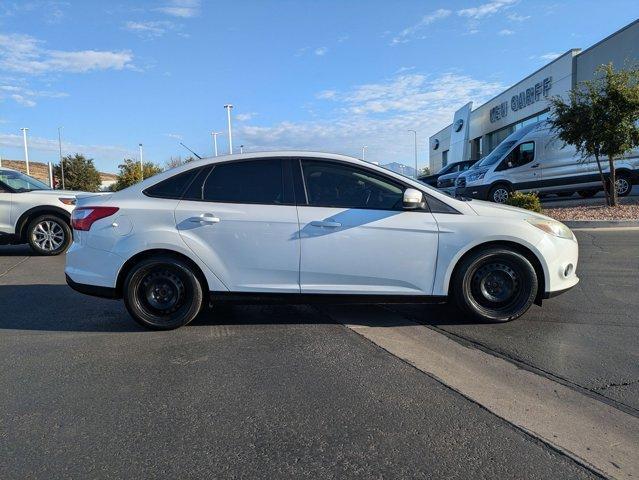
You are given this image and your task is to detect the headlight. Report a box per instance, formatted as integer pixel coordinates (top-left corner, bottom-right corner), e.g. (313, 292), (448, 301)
(59, 197), (76, 206)
(526, 217), (574, 240)
(466, 170), (487, 182)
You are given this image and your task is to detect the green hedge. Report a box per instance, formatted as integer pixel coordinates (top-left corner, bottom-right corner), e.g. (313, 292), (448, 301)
(505, 191), (542, 213)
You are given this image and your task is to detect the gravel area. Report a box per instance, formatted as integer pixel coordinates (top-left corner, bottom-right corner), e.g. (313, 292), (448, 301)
(543, 203), (639, 221)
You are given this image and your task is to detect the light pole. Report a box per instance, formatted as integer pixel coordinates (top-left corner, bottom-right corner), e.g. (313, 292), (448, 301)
(58, 127), (65, 190)
(408, 130), (417, 178)
(239, 145), (244, 154)
(224, 104), (233, 154)
(362, 146), (367, 161)
(138, 143), (144, 181)
(211, 131), (222, 157)
(20, 128), (30, 175)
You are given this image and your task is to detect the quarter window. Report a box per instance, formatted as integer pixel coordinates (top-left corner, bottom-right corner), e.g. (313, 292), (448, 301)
(301, 160), (403, 210)
(144, 168), (201, 199)
(197, 159), (285, 204)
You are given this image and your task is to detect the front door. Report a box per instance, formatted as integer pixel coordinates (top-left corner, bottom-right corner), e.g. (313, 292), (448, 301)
(0, 179), (13, 233)
(296, 159), (439, 295)
(498, 141), (541, 191)
(174, 158), (300, 293)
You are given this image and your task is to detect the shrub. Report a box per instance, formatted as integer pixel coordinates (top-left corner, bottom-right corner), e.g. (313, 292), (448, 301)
(505, 191), (542, 213)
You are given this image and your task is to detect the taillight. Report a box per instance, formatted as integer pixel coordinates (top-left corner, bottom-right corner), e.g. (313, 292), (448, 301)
(71, 207), (119, 231)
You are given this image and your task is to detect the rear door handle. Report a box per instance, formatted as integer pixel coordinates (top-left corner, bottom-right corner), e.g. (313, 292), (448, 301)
(310, 220), (342, 228)
(189, 214), (220, 224)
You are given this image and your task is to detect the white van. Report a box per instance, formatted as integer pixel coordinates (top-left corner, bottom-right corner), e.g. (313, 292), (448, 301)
(455, 121), (639, 203)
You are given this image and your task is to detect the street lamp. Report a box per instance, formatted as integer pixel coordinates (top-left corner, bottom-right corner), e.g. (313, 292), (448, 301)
(224, 104), (234, 154)
(362, 146), (367, 161)
(58, 127), (65, 190)
(239, 145), (244, 154)
(408, 130), (418, 178)
(211, 131), (222, 157)
(138, 143), (144, 181)
(20, 128), (30, 175)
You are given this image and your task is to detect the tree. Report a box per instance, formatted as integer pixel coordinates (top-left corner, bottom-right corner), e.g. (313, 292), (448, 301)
(53, 153), (101, 192)
(548, 63), (639, 206)
(419, 166), (431, 177)
(165, 155), (196, 170)
(113, 158), (163, 191)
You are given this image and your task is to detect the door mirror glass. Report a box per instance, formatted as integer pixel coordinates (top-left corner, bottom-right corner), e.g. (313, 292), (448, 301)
(403, 188), (423, 209)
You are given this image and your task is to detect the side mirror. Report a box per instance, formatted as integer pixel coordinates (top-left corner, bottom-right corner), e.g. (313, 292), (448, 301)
(403, 188), (423, 210)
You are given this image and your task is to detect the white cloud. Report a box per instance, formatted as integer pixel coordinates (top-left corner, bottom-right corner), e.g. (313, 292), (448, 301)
(392, 9), (451, 44)
(124, 20), (175, 38)
(0, 33), (134, 74)
(314, 46), (328, 56)
(0, 133), (134, 164)
(498, 29), (515, 35)
(165, 133), (183, 140)
(235, 72), (504, 166)
(507, 12), (530, 21)
(337, 35), (349, 43)
(155, 0), (200, 18)
(457, 0), (516, 20)
(0, 84), (68, 106)
(236, 112), (257, 121)
(533, 52), (562, 61)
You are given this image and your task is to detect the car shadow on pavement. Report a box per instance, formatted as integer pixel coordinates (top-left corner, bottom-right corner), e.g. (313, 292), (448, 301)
(0, 284), (482, 332)
(0, 245), (33, 257)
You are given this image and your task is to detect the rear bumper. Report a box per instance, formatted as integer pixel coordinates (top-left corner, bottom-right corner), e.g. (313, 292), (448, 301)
(66, 274), (118, 299)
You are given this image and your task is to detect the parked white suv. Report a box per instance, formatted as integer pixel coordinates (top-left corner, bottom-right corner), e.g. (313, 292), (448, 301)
(0, 168), (79, 255)
(65, 152), (579, 330)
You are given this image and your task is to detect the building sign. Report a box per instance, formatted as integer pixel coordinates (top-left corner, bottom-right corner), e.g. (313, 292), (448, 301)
(490, 76), (552, 123)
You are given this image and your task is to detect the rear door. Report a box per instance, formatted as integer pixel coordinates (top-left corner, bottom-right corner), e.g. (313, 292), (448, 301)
(173, 158), (301, 293)
(295, 159), (439, 295)
(539, 138), (591, 192)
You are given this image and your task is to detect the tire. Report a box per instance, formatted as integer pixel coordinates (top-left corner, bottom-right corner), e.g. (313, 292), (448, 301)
(488, 184), (512, 203)
(452, 248), (538, 322)
(123, 256), (204, 330)
(615, 173), (632, 197)
(577, 190), (597, 198)
(27, 214), (72, 256)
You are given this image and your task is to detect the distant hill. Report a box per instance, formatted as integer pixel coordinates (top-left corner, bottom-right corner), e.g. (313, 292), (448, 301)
(0, 159), (116, 186)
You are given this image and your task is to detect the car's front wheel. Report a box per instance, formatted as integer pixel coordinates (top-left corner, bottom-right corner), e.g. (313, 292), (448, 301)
(452, 248), (538, 322)
(27, 214), (72, 256)
(615, 173), (632, 197)
(123, 256), (204, 330)
(488, 184), (512, 203)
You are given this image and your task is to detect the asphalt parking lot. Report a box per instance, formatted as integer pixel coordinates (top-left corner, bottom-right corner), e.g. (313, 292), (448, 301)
(1, 229), (637, 479)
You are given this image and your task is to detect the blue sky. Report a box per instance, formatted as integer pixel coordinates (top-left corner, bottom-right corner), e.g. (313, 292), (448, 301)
(0, 0), (637, 173)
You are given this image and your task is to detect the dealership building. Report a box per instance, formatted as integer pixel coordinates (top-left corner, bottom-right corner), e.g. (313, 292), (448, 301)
(428, 19), (639, 173)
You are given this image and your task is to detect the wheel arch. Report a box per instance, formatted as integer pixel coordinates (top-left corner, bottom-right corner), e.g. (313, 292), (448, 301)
(446, 240), (547, 306)
(115, 248), (210, 298)
(16, 206), (71, 242)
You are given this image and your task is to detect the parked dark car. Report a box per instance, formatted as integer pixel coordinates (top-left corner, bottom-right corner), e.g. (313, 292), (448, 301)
(419, 160), (477, 187)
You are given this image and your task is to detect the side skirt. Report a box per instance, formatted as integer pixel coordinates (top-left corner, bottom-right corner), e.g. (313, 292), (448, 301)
(209, 292), (448, 305)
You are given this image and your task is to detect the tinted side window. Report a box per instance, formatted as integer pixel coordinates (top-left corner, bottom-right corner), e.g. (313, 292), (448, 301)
(201, 159), (285, 204)
(144, 168), (201, 199)
(301, 160), (403, 210)
(504, 141), (535, 169)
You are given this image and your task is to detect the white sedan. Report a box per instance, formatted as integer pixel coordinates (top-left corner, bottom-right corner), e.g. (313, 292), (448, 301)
(65, 152), (578, 330)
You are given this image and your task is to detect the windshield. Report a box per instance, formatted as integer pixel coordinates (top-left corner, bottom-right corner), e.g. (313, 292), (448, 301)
(0, 170), (51, 192)
(474, 140), (517, 168)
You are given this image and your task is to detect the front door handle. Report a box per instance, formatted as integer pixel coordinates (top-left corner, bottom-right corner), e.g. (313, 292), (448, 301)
(530, 163), (540, 169)
(189, 214), (220, 224)
(310, 220), (342, 228)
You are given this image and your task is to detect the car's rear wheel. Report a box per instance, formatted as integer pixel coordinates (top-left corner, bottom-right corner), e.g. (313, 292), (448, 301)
(488, 184), (512, 203)
(452, 248), (538, 322)
(615, 173), (632, 197)
(27, 214), (72, 256)
(123, 256), (204, 330)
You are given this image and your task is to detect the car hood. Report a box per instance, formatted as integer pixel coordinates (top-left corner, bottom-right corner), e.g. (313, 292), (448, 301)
(468, 199), (552, 221)
(437, 171), (463, 181)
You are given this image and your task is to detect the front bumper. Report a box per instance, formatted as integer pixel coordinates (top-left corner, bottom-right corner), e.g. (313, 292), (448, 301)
(455, 185), (490, 200)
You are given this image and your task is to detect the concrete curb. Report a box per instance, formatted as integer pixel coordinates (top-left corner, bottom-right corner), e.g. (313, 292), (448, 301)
(563, 220), (639, 229)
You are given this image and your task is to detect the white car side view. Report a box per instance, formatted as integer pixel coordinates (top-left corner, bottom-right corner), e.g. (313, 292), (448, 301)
(65, 152), (579, 330)
(0, 168), (79, 255)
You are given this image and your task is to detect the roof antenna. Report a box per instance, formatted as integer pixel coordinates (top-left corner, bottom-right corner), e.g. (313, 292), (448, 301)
(179, 142), (202, 159)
